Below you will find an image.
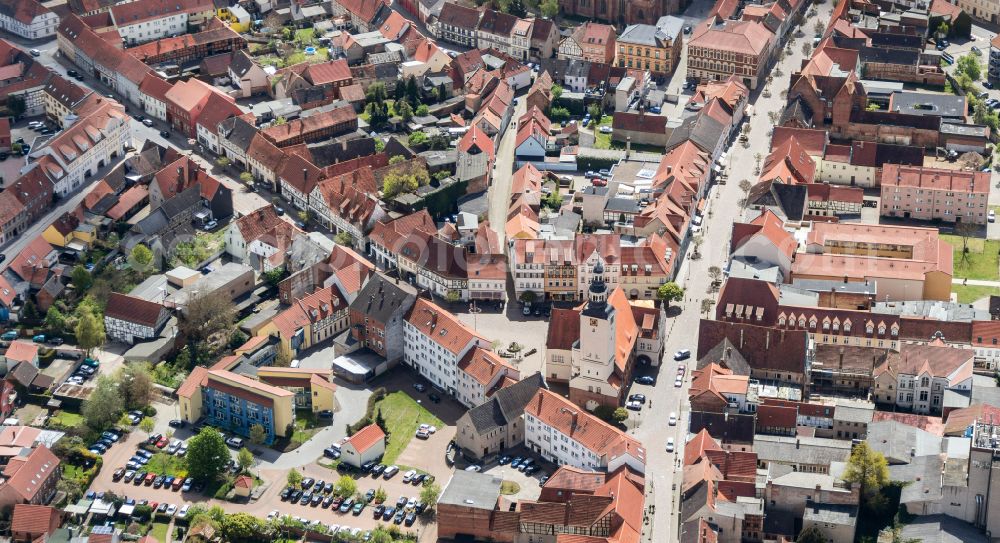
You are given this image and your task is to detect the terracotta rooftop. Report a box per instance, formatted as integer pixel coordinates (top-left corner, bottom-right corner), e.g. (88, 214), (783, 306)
(345, 423), (385, 454)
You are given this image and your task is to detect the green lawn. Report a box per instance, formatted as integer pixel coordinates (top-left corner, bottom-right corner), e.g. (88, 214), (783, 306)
(953, 284), (1000, 304)
(941, 234), (1000, 281)
(48, 411), (85, 429)
(373, 392), (443, 464)
(593, 116), (612, 149)
(149, 523), (169, 543)
(145, 452), (188, 478)
(292, 410), (321, 445)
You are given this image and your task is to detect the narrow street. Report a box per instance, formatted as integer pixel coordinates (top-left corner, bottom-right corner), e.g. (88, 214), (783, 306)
(488, 99), (528, 246)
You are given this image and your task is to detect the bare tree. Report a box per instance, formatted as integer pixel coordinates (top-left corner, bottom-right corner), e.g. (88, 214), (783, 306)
(701, 298), (714, 316)
(739, 179), (754, 208)
(178, 289), (236, 350)
(955, 222), (978, 265)
(708, 266), (723, 284)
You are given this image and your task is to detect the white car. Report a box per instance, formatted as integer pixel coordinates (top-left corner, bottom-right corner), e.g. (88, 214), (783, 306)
(267, 510), (278, 521)
(165, 504), (177, 517)
(403, 469), (417, 483)
(990, 209), (996, 223)
(599, 126), (612, 134)
(165, 440), (180, 455)
(465, 465), (482, 472)
(666, 438), (675, 452)
(674, 377), (683, 388)
(176, 505), (190, 520)
(669, 412), (677, 426)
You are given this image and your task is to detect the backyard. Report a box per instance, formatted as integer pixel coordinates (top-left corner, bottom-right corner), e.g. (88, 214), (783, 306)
(254, 28), (330, 68)
(952, 284), (1000, 304)
(372, 392), (443, 464)
(942, 234), (1000, 281)
(591, 116), (663, 154)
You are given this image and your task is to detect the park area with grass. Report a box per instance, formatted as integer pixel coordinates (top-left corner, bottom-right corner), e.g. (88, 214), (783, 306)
(942, 234), (1000, 281)
(372, 391), (443, 464)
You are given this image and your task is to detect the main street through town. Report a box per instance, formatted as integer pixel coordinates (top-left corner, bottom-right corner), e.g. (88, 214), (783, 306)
(618, 1), (837, 541)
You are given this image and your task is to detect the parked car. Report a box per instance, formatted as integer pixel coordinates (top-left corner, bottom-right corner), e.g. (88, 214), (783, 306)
(628, 393), (646, 404)
(373, 505), (385, 519)
(666, 438), (675, 452)
(635, 376), (655, 385)
(168, 419), (185, 428)
(225, 436), (244, 448)
(181, 478), (193, 492)
(669, 412), (678, 426)
(673, 349), (691, 361)
(383, 465), (399, 479)
(625, 400), (642, 411)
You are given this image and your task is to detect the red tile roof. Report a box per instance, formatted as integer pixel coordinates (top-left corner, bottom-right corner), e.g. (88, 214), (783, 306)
(525, 389), (644, 460)
(105, 292), (166, 327)
(881, 164), (990, 194)
(2, 446), (59, 502)
(302, 59), (352, 86)
(346, 423), (385, 454)
(405, 297), (485, 356)
(458, 347), (516, 386)
(107, 185), (149, 220)
(232, 205), (284, 243)
(5, 341), (38, 365)
(10, 504), (60, 537)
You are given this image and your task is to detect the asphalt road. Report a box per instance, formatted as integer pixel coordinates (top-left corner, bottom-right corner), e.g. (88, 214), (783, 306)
(624, 2), (837, 541)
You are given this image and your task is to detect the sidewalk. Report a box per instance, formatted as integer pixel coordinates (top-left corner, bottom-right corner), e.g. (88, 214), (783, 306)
(953, 278), (1000, 287)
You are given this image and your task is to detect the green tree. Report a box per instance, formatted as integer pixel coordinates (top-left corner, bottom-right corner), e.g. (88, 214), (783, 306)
(381, 164), (430, 198)
(375, 408), (388, 434)
(221, 513), (267, 543)
(139, 416), (156, 436)
(397, 100), (414, 122)
(237, 447), (254, 473)
(130, 244), (154, 271)
(370, 528), (392, 543)
(215, 156), (231, 168)
(957, 53), (982, 81)
(796, 525), (827, 543)
(843, 441), (889, 504)
(287, 468), (303, 487)
(118, 363), (154, 411)
(366, 101), (389, 130)
(71, 265), (93, 290)
(936, 21), (949, 37)
(249, 424), (267, 446)
(587, 103), (603, 124)
(82, 375), (124, 430)
(612, 407), (628, 423)
(551, 84), (563, 100)
(334, 231), (354, 246)
(506, 0), (527, 16)
(389, 155), (406, 165)
(366, 82), (387, 104)
(178, 289), (236, 353)
(408, 131), (428, 147)
(373, 486), (388, 503)
(7, 94), (26, 118)
(406, 76), (420, 104)
(415, 103), (429, 116)
(436, 82), (448, 102)
(262, 267), (286, 287)
(334, 475), (357, 497)
(540, 0), (559, 18)
(239, 171), (254, 184)
(548, 107), (570, 122)
(186, 427), (229, 482)
(43, 306), (66, 334)
(519, 290), (537, 304)
(420, 482), (441, 508)
(656, 282), (684, 308)
(76, 312), (105, 355)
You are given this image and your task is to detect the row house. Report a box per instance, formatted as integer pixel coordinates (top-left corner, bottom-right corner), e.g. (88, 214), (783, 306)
(0, 41), (57, 117)
(524, 388), (645, 474)
(217, 114), (259, 170)
(367, 211), (437, 270)
(42, 74), (92, 128)
(433, 2), (480, 48)
(456, 347), (519, 408)
(329, 0), (391, 32)
(872, 339), (974, 415)
(308, 169), (385, 252)
(258, 285), (350, 360)
(229, 50), (270, 98)
(477, 9), (531, 61)
(164, 77), (239, 138)
(558, 22), (616, 65)
(260, 105), (358, 147)
(403, 298), (489, 397)
(225, 205), (286, 264)
(558, 0), (684, 27)
(510, 233), (622, 302)
(110, 0), (215, 46)
(0, 0), (58, 40)
(103, 292), (170, 345)
(126, 21), (246, 66)
(139, 73), (172, 121)
(687, 20), (775, 90)
(26, 99), (131, 197)
(616, 16), (684, 75)
(194, 93), (245, 155)
(348, 273), (418, 363)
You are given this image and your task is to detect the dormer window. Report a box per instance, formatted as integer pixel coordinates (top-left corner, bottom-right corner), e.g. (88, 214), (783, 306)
(878, 324), (886, 335)
(866, 322), (874, 334)
(843, 320), (852, 333)
(809, 317), (817, 329)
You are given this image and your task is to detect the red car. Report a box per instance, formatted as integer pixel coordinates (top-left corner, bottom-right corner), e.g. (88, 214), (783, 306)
(155, 436), (169, 448)
(591, 178), (607, 187)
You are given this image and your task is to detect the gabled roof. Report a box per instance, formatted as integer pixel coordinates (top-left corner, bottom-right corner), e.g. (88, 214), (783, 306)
(105, 292), (166, 327)
(10, 504), (60, 537)
(232, 205), (284, 242)
(525, 389), (644, 462)
(345, 423), (385, 453)
(458, 347), (516, 387)
(405, 297), (485, 355)
(463, 372), (546, 434)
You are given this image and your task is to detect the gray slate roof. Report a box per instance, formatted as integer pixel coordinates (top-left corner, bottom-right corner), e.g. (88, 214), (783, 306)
(866, 420), (942, 464)
(349, 274), (417, 324)
(753, 435), (852, 467)
(464, 373), (546, 434)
